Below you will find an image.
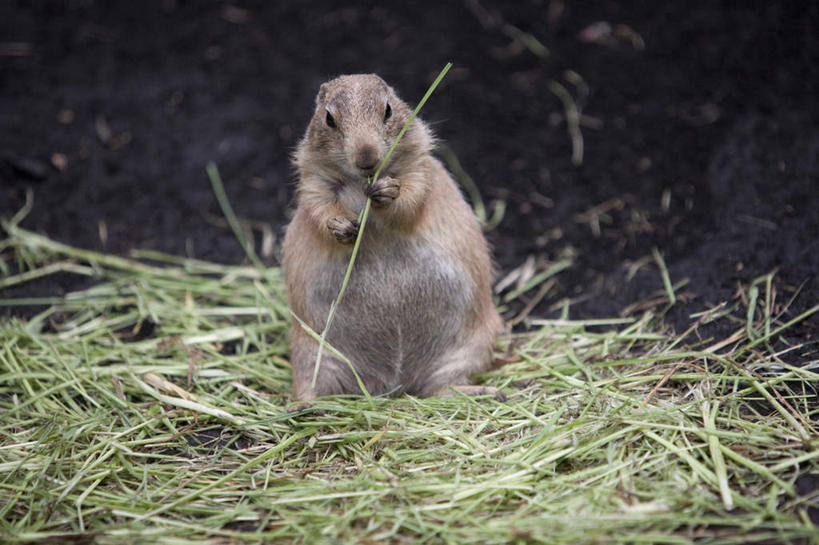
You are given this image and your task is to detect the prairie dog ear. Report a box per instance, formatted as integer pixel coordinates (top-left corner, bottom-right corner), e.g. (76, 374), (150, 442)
(316, 82), (331, 106)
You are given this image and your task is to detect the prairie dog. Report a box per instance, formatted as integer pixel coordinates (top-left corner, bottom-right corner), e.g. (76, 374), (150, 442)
(283, 74), (503, 400)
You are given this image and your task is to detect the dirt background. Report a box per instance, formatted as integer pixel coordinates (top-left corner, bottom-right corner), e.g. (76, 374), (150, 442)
(1, 1), (817, 357)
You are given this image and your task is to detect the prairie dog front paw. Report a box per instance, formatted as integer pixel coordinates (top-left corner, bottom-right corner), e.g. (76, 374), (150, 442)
(366, 176), (400, 208)
(327, 217), (359, 244)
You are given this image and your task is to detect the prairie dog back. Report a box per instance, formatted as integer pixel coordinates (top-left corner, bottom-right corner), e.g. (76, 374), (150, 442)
(283, 73), (503, 400)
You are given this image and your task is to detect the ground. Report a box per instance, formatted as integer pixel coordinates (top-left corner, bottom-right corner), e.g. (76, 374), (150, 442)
(1, 1), (817, 355)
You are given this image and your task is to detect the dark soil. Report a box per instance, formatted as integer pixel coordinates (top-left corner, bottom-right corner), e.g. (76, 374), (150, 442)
(1, 1), (817, 355)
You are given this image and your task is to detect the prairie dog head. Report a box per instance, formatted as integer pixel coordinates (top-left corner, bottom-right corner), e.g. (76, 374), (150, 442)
(296, 74), (433, 180)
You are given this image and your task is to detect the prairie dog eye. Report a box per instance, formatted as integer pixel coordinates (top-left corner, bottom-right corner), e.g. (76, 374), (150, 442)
(384, 103), (392, 122)
(325, 110), (337, 128)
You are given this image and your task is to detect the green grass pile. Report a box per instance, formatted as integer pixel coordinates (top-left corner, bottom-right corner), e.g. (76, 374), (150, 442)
(1, 222), (817, 545)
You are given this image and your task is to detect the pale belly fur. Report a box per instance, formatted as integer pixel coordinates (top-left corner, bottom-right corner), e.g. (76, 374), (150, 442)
(308, 237), (471, 395)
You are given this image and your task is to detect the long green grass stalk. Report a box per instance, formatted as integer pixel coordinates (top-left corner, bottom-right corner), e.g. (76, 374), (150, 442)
(205, 162), (263, 269)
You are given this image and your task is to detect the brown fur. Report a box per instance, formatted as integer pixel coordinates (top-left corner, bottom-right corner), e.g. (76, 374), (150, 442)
(283, 74), (503, 400)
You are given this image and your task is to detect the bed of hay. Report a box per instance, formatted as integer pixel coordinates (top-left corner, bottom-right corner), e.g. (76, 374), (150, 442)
(1, 216), (817, 544)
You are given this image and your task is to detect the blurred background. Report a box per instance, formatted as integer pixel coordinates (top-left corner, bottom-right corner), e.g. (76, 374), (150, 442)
(1, 0), (817, 340)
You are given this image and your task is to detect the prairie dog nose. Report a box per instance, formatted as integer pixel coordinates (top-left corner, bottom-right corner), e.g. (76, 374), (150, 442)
(355, 145), (379, 171)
